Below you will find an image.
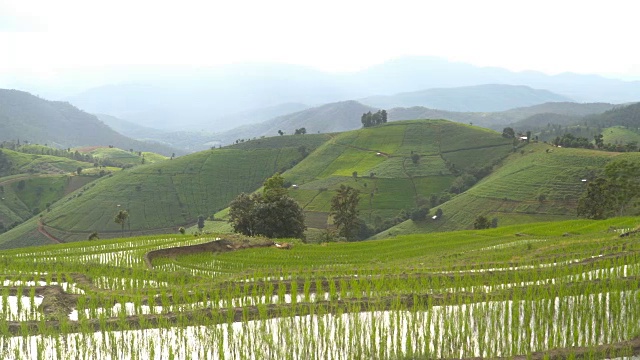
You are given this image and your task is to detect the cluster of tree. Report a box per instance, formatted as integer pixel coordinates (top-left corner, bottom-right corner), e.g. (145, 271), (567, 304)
(228, 174), (306, 238)
(552, 133), (594, 149)
(294, 127), (307, 135)
(577, 159), (640, 219)
(473, 215), (498, 229)
(550, 133), (639, 152)
(361, 110), (388, 128)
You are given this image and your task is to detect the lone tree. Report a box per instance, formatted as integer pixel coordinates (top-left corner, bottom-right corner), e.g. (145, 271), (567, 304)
(228, 173), (306, 239)
(502, 127), (515, 139)
(114, 210), (129, 235)
(411, 153), (420, 164)
(330, 185), (361, 240)
(473, 215), (491, 229)
(197, 215), (205, 232)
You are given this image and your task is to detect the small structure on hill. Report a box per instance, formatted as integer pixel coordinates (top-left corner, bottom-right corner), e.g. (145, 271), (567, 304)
(274, 242), (292, 250)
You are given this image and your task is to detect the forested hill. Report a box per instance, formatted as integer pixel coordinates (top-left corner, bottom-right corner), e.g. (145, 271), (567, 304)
(584, 102), (640, 128)
(0, 89), (179, 156)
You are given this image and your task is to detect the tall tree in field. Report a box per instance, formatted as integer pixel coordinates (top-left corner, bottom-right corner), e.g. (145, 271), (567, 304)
(114, 210), (129, 235)
(228, 173), (306, 238)
(197, 215), (205, 232)
(330, 185), (360, 240)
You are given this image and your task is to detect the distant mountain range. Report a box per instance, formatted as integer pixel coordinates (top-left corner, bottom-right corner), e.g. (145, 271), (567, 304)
(53, 57), (640, 132)
(360, 84), (572, 112)
(0, 89), (180, 156)
(211, 99), (617, 146)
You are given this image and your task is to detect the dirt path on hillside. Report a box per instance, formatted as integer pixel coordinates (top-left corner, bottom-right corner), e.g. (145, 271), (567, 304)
(38, 219), (62, 244)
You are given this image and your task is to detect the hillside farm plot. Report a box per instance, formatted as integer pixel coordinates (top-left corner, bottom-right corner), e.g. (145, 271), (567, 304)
(0, 218), (639, 359)
(0, 144), (313, 247)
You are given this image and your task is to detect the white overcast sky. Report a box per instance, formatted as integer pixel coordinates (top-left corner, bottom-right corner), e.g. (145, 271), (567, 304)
(1, 0), (640, 80)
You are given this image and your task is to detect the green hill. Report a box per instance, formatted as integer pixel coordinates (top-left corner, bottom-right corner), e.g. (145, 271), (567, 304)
(0, 148), (102, 239)
(74, 146), (168, 167)
(277, 120), (512, 234)
(600, 126), (640, 145)
(374, 142), (639, 238)
(0, 89), (180, 156)
(0, 134), (331, 248)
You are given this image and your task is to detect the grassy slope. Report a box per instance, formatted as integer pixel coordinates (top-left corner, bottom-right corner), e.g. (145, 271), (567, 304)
(601, 126), (640, 145)
(0, 149), (100, 237)
(75, 146), (168, 166)
(374, 142), (639, 238)
(280, 120), (512, 230)
(0, 134), (331, 248)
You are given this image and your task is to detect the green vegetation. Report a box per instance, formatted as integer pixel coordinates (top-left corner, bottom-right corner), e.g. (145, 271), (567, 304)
(330, 185), (360, 240)
(283, 120), (512, 234)
(578, 159), (640, 219)
(228, 174), (306, 239)
(0, 135), (330, 248)
(76, 146), (168, 167)
(376, 142), (637, 238)
(360, 109), (387, 127)
(0, 217), (638, 358)
(0, 89), (178, 156)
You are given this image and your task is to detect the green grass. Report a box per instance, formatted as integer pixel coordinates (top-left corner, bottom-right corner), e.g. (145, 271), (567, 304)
(1, 148), (95, 175)
(0, 216), (639, 358)
(282, 120), (511, 231)
(601, 126), (640, 146)
(375, 142), (637, 238)
(0, 136), (331, 248)
(75, 147), (168, 166)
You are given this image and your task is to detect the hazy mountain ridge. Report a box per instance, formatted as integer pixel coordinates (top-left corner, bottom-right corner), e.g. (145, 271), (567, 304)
(213, 101), (376, 145)
(58, 57), (640, 133)
(0, 89), (180, 156)
(360, 84), (572, 112)
(214, 100), (617, 146)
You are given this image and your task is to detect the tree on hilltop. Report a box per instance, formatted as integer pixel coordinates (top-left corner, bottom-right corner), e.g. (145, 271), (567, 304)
(361, 110), (388, 128)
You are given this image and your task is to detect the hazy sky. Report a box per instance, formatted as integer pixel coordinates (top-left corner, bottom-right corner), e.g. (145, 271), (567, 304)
(1, 0), (639, 80)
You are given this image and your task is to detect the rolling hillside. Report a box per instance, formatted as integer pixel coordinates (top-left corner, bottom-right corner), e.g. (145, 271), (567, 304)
(373, 142), (639, 238)
(360, 84), (572, 112)
(0, 148), (99, 239)
(277, 120), (512, 233)
(0, 89), (179, 156)
(74, 146), (168, 167)
(0, 134), (332, 248)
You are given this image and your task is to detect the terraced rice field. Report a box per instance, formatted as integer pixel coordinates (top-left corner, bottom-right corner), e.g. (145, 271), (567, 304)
(0, 217), (639, 359)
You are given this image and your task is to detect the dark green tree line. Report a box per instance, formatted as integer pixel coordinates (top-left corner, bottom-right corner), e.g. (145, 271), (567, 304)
(361, 110), (388, 128)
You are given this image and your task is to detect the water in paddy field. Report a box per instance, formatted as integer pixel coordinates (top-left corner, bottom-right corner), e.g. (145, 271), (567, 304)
(0, 296), (43, 321)
(1, 290), (638, 359)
